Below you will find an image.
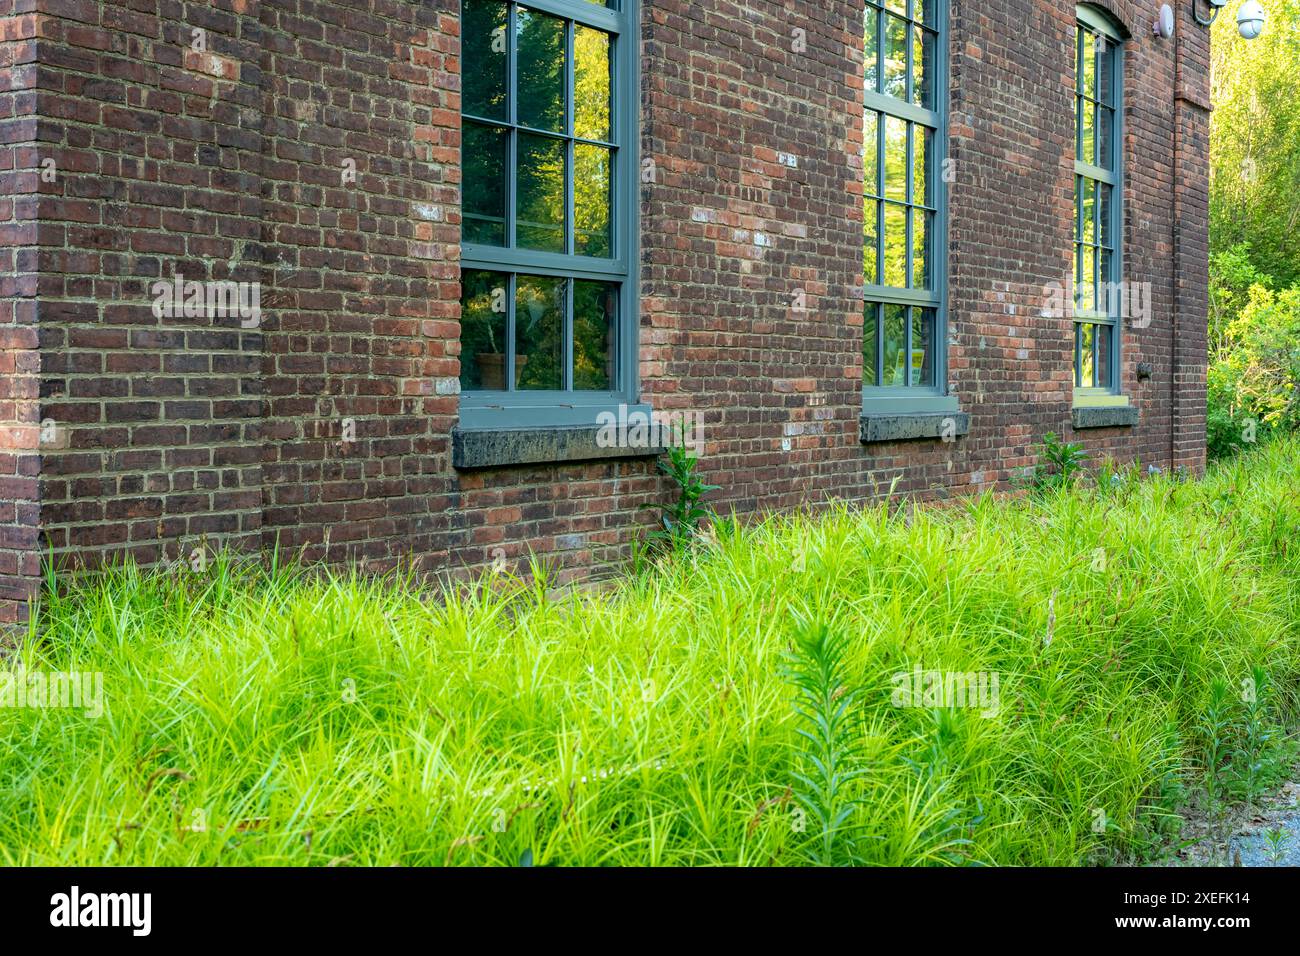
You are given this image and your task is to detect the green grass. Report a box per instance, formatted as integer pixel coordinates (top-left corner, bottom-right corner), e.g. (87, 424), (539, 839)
(3, 439), (1300, 866)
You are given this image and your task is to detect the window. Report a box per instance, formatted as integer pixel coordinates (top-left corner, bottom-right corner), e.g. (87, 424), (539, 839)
(458, 0), (637, 429)
(862, 0), (950, 412)
(1073, 8), (1123, 397)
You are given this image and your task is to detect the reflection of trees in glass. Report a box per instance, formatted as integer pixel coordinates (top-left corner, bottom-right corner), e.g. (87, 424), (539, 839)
(463, 0), (507, 120)
(575, 145), (610, 256)
(516, 274), (565, 389)
(459, 3), (623, 395)
(863, 304), (879, 386)
(518, 8), (565, 132)
(883, 202), (906, 288)
(517, 134), (565, 251)
(574, 280), (614, 389)
(574, 26), (612, 257)
(574, 26), (610, 140)
(460, 270), (508, 391)
(463, 123), (506, 245)
(881, 304), (906, 385)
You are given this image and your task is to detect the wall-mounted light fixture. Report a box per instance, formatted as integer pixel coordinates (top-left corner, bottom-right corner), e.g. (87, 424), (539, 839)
(1237, 0), (1267, 38)
(1154, 3), (1176, 36)
(1193, 0), (1267, 38)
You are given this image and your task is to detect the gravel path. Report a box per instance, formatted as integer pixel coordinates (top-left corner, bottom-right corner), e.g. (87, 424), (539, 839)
(1165, 778), (1300, 867)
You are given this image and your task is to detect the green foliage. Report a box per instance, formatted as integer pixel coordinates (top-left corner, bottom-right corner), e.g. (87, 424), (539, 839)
(1207, 278), (1300, 458)
(642, 443), (720, 553)
(1210, 1), (1300, 289)
(1019, 432), (1089, 496)
(6, 439), (1300, 865)
(1208, 4), (1300, 458)
(782, 616), (865, 865)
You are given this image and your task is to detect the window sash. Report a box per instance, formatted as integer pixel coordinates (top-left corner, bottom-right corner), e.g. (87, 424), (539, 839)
(863, 0), (948, 398)
(459, 0), (635, 409)
(1072, 11), (1123, 395)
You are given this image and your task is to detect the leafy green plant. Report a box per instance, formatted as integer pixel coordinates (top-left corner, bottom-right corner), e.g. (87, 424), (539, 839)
(1264, 827), (1290, 865)
(642, 442), (720, 553)
(782, 615), (865, 866)
(1019, 432), (1089, 496)
(1200, 679), (1234, 819)
(1236, 666), (1273, 801)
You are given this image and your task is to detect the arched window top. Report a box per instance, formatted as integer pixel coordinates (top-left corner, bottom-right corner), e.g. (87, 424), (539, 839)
(1077, 3), (1128, 41)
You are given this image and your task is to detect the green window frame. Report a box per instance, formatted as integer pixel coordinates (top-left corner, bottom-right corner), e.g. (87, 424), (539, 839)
(862, 0), (952, 414)
(458, 0), (640, 430)
(1073, 6), (1124, 400)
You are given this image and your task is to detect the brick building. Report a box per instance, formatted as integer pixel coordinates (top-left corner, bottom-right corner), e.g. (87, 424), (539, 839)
(0, 0), (1211, 625)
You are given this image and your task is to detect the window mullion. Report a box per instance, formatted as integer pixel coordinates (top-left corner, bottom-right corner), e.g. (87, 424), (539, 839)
(506, 273), (517, 392)
(507, 3), (518, 250)
(565, 19), (575, 259)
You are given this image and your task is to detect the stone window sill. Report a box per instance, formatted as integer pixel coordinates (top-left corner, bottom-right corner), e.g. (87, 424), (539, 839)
(452, 425), (663, 469)
(860, 411), (970, 444)
(1071, 404), (1139, 429)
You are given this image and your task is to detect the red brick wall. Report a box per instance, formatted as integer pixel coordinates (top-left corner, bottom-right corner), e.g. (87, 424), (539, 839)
(0, 0), (41, 627)
(1, 0), (1211, 623)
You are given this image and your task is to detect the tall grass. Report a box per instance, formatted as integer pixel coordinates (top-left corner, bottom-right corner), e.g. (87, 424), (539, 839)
(2, 439), (1299, 866)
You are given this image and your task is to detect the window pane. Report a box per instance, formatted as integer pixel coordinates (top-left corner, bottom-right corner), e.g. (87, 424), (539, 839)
(883, 201), (907, 288)
(864, 197), (879, 283)
(1099, 182), (1112, 247)
(574, 26), (611, 141)
(912, 0), (933, 25)
(463, 0), (508, 121)
(515, 274), (565, 389)
(1075, 28), (1084, 94)
(1096, 34), (1113, 105)
(1073, 175), (1082, 241)
(1096, 322), (1112, 389)
(911, 307), (934, 386)
(516, 132), (566, 252)
(864, 110), (880, 195)
(884, 115), (906, 201)
(863, 303), (879, 386)
(882, 304), (906, 386)
(1081, 244), (1096, 311)
(883, 14), (907, 99)
(911, 208), (931, 289)
(1078, 323), (1095, 387)
(573, 280), (615, 389)
(1100, 249), (1114, 309)
(911, 124), (930, 206)
(463, 121), (507, 246)
(1081, 178), (1096, 244)
(574, 143), (612, 257)
(517, 7), (566, 133)
(1081, 99), (1095, 166)
(1099, 106), (1114, 171)
(911, 25), (933, 109)
(460, 270), (509, 390)
(885, 0), (905, 16)
(865, 7), (879, 93)
(1080, 30), (1096, 100)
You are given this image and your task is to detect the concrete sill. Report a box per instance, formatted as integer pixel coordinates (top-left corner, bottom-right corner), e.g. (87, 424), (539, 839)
(1071, 405), (1139, 430)
(860, 411), (970, 444)
(452, 426), (663, 469)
